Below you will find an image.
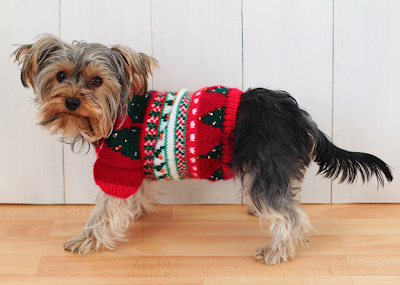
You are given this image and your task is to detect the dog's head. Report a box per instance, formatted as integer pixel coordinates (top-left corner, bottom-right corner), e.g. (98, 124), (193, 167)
(12, 34), (158, 147)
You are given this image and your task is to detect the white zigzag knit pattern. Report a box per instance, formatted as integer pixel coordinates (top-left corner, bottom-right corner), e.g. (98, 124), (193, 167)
(164, 89), (188, 180)
(152, 92), (177, 180)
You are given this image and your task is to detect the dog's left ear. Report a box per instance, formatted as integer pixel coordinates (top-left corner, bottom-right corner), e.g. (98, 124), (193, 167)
(111, 45), (159, 97)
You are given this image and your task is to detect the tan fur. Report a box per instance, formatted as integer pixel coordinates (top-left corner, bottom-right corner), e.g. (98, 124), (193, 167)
(64, 180), (161, 255)
(13, 35), (317, 266)
(12, 34), (158, 148)
(249, 172), (314, 265)
(128, 179), (162, 219)
(111, 45), (160, 99)
(12, 35), (66, 90)
(64, 191), (133, 255)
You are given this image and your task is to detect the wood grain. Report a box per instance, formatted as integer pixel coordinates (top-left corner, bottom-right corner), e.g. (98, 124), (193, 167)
(304, 204), (400, 219)
(0, 255), (41, 277)
(0, 220), (54, 237)
(0, 205), (94, 220)
(203, 276), (354, 285)
(35, 255), (350, 277)
(0, 204), (399, 282)
(312, 219), (400, 236)
(0, 277), (204, 285)
(353, 276), (400, 285)
(342, 236), (400, 276)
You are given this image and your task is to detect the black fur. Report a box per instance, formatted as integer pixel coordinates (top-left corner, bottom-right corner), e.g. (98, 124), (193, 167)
(232, 88), (393, 213)
(314, 130), (393, 186)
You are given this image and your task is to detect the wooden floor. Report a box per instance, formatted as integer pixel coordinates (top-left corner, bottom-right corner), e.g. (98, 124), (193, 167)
(0, 204), (400, 284)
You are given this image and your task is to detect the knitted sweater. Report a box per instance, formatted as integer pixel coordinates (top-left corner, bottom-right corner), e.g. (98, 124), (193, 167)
(94, 86), (242, 198)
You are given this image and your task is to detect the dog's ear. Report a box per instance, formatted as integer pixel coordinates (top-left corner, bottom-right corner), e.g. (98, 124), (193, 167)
(12, 34), (64, 90)
(110, 45), (159, 97)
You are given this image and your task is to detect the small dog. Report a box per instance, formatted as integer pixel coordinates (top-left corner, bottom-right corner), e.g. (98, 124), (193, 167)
(13, 35), (393, 265)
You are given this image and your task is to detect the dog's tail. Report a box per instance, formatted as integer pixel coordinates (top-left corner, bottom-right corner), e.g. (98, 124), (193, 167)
(312, 129), (393, 186)
(232, 88), (392, 212)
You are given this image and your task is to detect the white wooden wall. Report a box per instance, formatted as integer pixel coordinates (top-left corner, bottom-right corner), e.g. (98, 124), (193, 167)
(1, 0), (398, 204)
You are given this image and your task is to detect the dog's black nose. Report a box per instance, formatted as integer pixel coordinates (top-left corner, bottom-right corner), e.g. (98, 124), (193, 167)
(65, 97), (81, 111)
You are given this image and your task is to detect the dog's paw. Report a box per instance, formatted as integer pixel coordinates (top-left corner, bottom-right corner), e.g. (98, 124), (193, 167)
(64, 236), (100, 255)
(254, 243), (294, 265)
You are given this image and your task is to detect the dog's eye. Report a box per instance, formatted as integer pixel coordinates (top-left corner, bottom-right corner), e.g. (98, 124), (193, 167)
(90, 77), (103, 88)
(56, 71), (67, 83)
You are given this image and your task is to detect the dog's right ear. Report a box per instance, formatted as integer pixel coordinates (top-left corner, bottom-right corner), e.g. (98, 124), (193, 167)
(11, 34), (65, 90)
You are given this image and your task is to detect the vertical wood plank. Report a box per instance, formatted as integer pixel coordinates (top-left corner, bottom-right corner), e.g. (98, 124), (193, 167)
(0, 0), (63, 204)
(333, 0), (400, 203)
(152, 0), (242, 90)
(332, 0), (400, 202)
(243, 0), (333, 203)
(61, 0), (152, 204)
(152, 0), (243, 204)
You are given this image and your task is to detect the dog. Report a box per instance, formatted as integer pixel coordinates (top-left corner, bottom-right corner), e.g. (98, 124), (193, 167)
(12, 34), (393, 265)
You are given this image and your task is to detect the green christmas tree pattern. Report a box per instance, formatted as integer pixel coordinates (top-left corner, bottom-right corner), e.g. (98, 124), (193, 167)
(200, 106), (225, 129)
(165, 96), (175, 106)
(205, 86), (229, 96)
(199, 143), (222, 159)
(128, 92), (151, 123)
(154, 162), (166, 172)
(105, 126), (141, 159)
(209, 169), (224, 181)
(154, 145), (165, 157)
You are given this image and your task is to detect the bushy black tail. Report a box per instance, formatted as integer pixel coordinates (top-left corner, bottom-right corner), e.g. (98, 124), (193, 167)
(232, 87), (393, 213)
(313, 130), (393, 186)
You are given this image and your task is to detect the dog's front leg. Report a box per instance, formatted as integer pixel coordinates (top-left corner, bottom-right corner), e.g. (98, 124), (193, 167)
(64, 191), (133, 255)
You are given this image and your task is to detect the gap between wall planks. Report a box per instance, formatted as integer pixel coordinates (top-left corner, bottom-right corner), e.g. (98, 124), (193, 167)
(0, 0), (398, 204)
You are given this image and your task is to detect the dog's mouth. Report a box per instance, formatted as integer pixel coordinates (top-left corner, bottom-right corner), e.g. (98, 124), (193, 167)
(36, 91), (113, 144)
(86, 117), (94, 137)
(38, 110), (101, 144)
(35, 89), (119, 150)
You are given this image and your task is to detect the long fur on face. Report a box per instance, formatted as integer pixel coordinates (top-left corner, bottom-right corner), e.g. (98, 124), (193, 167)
(12, 34), (158, 149)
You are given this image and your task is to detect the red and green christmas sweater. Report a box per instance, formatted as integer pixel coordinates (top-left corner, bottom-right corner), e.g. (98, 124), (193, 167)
(94, 86), (242, 198)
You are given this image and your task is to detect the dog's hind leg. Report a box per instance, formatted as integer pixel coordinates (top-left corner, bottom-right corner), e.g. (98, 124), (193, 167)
(252, 183), (313, 265)
(231, 88), (317, 265)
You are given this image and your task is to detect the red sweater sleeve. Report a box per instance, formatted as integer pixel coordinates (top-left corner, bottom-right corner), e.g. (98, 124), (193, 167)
(93, 149), (144, 199)
(92, 91), (164, 198)
(92, 92), (155, 198)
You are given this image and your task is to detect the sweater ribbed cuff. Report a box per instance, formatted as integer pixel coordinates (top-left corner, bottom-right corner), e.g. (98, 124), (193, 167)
(93, 159), (144, 198)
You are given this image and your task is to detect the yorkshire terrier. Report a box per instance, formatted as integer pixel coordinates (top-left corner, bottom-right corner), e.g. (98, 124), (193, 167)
(12, 35), (393, 265)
